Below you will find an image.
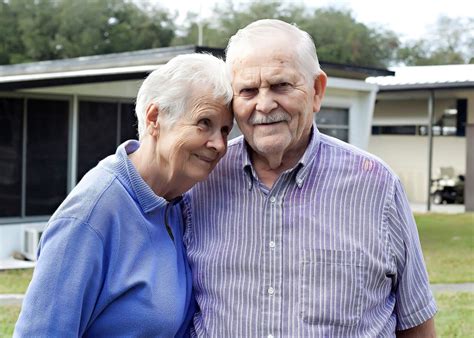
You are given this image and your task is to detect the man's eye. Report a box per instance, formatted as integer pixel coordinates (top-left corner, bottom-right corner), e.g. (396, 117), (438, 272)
(271, 82), (292, 91)
(239, 88), (258, 97)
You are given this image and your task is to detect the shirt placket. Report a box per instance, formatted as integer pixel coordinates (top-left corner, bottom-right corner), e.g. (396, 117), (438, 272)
(262, 180), (285, 338)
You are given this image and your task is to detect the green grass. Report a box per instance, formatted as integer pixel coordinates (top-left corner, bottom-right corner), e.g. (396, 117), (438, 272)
(0, 269), (33, 294)
(415, 213), (474, 284)
(435, 292), (474, 337)
(0, 292), (471, 337)
(0, 304), (21, 337)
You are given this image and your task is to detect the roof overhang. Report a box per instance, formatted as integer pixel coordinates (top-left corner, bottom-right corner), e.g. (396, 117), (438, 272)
(321, 61), (394, 80)
(0, 45), (393, 91)
(0, 65), (158, 90)
(377, 82), (474, 92)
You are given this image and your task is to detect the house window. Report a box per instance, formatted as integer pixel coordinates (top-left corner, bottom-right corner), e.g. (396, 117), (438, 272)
(120, 103), (139, 142)
(372, 125), (417, 135)
(0, 98), (23, 217)
(0, 97), (137, 221)
(77, 100), (137, 182)
(419, 102), (466, 136)
(26, 99), (69, 216)
(316, 107), (349, 142)
(373, 99), (467, 137)
(0, 97), (69, 218)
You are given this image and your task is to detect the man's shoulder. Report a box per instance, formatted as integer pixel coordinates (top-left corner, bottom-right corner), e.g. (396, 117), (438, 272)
(227, 135), (245, 151)
(318, 133), (397, 179)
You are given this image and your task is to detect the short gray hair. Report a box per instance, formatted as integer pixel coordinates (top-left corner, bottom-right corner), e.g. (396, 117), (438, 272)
(135, 53), (233, 139)
(225, 19), (321, 83)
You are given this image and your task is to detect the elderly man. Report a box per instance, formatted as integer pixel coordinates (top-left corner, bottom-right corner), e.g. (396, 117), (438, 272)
(184, 20), (436, 337)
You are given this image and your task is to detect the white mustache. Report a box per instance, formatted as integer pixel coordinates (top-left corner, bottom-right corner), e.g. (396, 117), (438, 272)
(249, 111), (291, 125)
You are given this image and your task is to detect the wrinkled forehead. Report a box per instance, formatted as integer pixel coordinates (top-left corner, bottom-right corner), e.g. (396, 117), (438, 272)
(231, 52), (305, 87)
(231, 35), (305, 75)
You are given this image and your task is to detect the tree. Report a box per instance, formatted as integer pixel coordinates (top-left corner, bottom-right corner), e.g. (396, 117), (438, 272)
(173, 1), (399, 68)
(300, 8), (399, 67)
(173, 0), (307, 48)
(397, 16), (474, 65)
(0, 1), (26, 64)
(0, 0), (176, 65)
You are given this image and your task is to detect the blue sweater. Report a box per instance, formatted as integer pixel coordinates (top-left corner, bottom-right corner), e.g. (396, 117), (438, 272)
(14, 140), (194, 337)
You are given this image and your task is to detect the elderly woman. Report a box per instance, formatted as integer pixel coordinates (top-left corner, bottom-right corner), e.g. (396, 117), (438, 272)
(14, 53), (233, 337)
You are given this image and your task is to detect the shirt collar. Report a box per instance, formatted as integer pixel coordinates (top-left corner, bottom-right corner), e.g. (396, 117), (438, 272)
(241, 122), (321, 189)
(113, 140), (180, 213)
(295, 122), (321, 187)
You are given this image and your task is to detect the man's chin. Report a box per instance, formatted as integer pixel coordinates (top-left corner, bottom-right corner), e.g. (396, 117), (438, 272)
(251, 139), (289, 157)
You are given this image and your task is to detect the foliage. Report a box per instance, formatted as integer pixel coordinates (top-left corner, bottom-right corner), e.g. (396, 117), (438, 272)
(173, 0), (304, 48)
(173, 1), (399, 68)
(300, 8), (399, 68)
(434, 292), (474, 337)
(397, 16), (474, 65)
(0, 269), (33, 294)
(0, 0), (176, 65)
(415, 213), (474, 283)
(1, 0), (470, 67)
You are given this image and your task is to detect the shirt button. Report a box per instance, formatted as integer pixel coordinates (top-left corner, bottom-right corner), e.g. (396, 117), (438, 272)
(268, 287), (275, 295)
(269, 241), (276, 248)
(268, 335), (274, 338)
(270, 196), (276, 203)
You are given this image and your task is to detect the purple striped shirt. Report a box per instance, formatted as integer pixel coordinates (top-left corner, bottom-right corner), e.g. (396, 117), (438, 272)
(184, 125), (436, 337)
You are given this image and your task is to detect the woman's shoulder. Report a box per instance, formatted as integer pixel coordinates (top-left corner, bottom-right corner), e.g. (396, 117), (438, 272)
(50, 163), (132, 231)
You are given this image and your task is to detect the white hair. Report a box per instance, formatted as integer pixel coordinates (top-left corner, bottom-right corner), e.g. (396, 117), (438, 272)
(135, 53), (233, 139)
(225, 19), (321, 83)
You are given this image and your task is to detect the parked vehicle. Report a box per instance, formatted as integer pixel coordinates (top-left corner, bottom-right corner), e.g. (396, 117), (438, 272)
(431, 167), (465, 204)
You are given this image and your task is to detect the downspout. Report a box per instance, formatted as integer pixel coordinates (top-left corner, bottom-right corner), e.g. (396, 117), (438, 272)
(427, 90), (435, 211)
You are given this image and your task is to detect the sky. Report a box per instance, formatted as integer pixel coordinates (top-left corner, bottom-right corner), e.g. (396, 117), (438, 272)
(144, 0), (473, 42)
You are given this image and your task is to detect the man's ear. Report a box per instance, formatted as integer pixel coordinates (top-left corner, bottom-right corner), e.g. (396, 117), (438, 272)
(145, 102), (160, 136)
(312, 71), (327, 113)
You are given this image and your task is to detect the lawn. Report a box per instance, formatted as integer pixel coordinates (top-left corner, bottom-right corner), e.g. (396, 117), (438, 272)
(435, 292), (474, 337)
(0, 304), (21, 336)
(0, 268), (33, 294)
(415, 213), (474, 283)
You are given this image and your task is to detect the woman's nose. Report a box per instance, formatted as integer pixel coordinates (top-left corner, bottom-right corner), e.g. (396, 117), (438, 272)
(208, 131), (226, 153)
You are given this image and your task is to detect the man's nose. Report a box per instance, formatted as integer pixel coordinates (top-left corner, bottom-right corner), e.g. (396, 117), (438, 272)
(255, 89), (277, 113)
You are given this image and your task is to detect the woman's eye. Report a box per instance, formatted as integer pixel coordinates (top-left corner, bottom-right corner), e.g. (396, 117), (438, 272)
(198, 118), (211, 129)
(221, 126), (230, 138)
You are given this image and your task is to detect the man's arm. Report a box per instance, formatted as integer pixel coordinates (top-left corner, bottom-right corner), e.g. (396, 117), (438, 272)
(396, 317), (436, 337)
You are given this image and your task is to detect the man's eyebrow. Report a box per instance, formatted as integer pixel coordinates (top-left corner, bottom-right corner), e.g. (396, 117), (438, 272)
(234, 80), (258, 87)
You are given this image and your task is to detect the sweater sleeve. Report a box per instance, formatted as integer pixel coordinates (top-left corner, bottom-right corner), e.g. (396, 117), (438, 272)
(386, 179), (437, 330)
(14, 217), (106, 337)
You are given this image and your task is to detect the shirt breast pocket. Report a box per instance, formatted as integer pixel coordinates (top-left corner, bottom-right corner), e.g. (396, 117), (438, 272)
(299, 249), (363, 327)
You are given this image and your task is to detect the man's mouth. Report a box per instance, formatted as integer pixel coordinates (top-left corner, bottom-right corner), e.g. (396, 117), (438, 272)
(256, 120), (284, 126)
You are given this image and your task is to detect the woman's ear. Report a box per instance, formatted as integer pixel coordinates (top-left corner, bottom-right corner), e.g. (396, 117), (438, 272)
(145, 102), (160, 136)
